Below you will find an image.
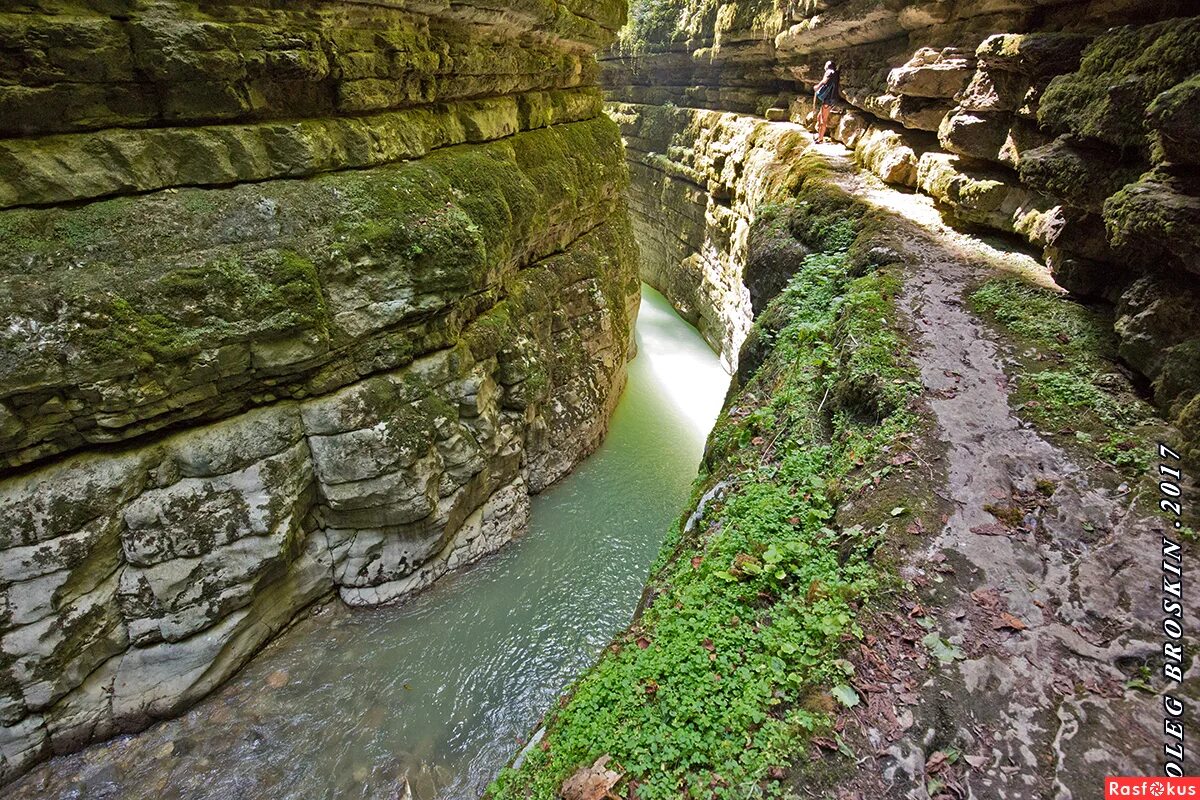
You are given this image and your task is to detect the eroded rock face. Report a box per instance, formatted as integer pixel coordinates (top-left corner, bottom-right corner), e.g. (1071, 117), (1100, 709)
(0, 0), (638, 781)
(607, 101), (808, 365)
(603, 0), (1200, 453)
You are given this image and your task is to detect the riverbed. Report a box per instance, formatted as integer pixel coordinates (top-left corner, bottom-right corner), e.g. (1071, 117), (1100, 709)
(6, 285), (729, 800)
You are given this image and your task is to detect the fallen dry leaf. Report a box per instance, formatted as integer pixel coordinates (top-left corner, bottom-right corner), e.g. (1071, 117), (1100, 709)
(995, 612), (1027, 631)
(970, 588), (1001, 609)
(562, 756), (623, 800)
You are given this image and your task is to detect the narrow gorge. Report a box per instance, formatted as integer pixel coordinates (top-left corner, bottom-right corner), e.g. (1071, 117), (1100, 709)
(1, 1), (1199, 798)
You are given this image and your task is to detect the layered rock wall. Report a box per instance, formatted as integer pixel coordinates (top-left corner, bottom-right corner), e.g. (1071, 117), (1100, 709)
(603, 0), (1200, 457)
(0, 0), (637, 780)
(608, 101), (807, 364)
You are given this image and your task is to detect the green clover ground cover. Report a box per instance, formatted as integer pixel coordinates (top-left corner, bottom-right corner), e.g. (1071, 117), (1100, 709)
(489, 187), (922, 799)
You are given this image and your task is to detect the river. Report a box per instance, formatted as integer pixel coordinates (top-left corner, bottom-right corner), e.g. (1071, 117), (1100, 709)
(6, 284), (729, 800)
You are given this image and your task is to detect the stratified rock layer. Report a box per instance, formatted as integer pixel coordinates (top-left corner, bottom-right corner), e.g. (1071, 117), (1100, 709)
(602, 0), (1200, 458)
(608, 101), (808, 365)
(0, 0), (637, 781)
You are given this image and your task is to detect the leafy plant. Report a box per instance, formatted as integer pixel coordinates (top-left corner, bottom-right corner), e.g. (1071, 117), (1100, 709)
(489, 186), (922, 800)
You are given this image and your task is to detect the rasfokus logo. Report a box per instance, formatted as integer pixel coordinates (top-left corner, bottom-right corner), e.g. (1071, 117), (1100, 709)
(1106, 778), (1200, 797)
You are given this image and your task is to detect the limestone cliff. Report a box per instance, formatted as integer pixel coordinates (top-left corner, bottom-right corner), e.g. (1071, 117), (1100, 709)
(603, 0), (1200, 462)
(0, 0), (637, 780)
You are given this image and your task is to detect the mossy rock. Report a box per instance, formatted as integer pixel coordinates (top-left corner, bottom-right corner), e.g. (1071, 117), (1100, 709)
(1039, 17), (1200, 153)
(617, 0), (777, 53)
(1155, 339), (1200, 415)
(0, 0), (619, 137)
(1018, 136), (1142, 214)
(0, 116), (629, 469)
(1175, 393), (1200, 466)
(976, 32), (1092, 78)
(1147, 73), (1200, 166)
(744, 203), (814, 316)
(1103, 168), (1200, 274)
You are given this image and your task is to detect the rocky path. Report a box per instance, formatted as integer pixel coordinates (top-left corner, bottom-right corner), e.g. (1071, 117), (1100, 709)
(809, 142), (1197, 798)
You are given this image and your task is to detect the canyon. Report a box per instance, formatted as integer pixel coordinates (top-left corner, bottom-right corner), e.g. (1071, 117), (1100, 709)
(493, 0), (1200, 797)
(605, 0), (1200, 447)
(1, 0), (1198, 797)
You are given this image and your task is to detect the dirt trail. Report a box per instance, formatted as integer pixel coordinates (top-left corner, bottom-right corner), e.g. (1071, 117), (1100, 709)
(810, 142), (1198, 798)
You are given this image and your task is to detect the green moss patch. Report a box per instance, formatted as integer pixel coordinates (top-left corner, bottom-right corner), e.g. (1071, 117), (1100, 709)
(1039, 17), (1200, 152)
(73, 249), (328, 368)
(488, 182), (927, 800)
(970, 279), (1162, 472)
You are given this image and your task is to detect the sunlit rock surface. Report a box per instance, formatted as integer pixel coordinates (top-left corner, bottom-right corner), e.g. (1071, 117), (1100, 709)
(601, 0), (1200, 454)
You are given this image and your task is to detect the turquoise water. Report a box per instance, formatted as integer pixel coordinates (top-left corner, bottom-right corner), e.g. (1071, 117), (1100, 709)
(7, 285), (729, 800)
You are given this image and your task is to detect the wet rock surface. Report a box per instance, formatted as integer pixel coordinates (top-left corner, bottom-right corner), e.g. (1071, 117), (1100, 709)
(812, 158), (1199, 798)
(0, 0), (638, 782)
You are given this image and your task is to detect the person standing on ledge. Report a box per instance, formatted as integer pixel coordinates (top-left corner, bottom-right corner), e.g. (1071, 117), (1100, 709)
(812, 60), (840, 144)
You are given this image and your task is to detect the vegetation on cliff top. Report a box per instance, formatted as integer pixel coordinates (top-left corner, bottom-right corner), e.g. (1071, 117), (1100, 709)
(617, 0), (777, 54)
(489, 176), (928, 799)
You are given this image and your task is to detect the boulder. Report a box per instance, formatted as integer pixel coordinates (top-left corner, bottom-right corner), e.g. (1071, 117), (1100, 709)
(887, 47), (976, 98)
(1044, 247), (1126, 301)
(1018, 136), (1143, 214)
(996, 118), (1052, 169)
(956, 67), (1031, 113)
(1176, 394), (1200, 467)
(1114, 274), (1200, 381)
(855, 91), (956, 132)
(1154, 339), (1200, 416)
(835, 109), (872, 148)
(917, 152), (1050, 234)
(1147, 74), (1200, 166)
(976, 32), (1092, 77)
(939, 109), (1012, 162)
(1104, 169), (1200, 275)
(1039, 17), (1200, 152)
(856, 125), (925, 187)
(1040, 207), (1123, 266)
